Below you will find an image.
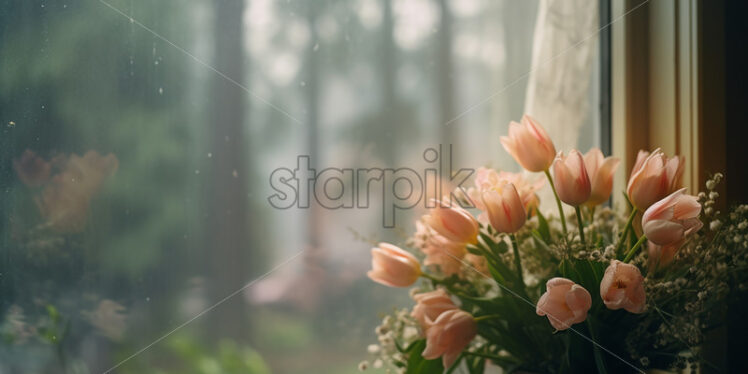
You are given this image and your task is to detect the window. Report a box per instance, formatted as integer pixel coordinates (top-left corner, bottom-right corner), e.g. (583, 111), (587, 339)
(0, 0), (604, 372)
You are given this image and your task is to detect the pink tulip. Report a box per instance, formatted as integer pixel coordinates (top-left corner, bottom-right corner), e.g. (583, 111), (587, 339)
(368, 243), (421, 287)
(481, 182), (526, 233)
(647, 241), (682, 270)
(642, 188), (703, 246)
(411, 289), (458, 331)
(469, 167), (544, 215)
(422, 309), (477, 368)
(626, 149), (685, 210)
(500, 115), (557, 172)
(552, 150), (591, 206)
(421, 232), (467, 276)
(423, 203), (479, 244)
(583, 148), (620, 206)
(600, 260), (646, 313)
(536, 278), (592, 330)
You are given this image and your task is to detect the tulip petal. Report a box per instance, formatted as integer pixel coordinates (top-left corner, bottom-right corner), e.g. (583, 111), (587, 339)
(644, 219), (685, 245)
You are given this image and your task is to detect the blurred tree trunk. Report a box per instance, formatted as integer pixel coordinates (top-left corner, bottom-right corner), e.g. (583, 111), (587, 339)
(437, 0), (456, 145)
(380, 0), (397, 166)
(206, 0), (249, 342)
(303, 2), (324, 288)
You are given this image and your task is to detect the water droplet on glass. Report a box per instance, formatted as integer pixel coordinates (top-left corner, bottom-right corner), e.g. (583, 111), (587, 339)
(158, 87), (163, 95)
(8, 121), (16, 128)
(146, 297), (150, 302)
(300, 81), (306, 87)
(154, 60), (159, 66)
(129, 17), (134, 23)
(207, 152), (212, 158)
(313, 43), (319, 51)
(195, 169), (200, 175)
(232, 170), (238, 178)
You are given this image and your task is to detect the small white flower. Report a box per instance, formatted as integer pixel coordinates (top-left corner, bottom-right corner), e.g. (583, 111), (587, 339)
(358, 360), (369, 371)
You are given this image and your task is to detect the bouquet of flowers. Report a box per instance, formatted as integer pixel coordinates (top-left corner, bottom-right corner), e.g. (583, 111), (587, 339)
(361, 115), (748, 373)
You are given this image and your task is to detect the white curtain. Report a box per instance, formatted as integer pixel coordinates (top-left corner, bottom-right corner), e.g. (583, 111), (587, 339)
(524, 0), (599, 216)
(525, 0), (599, 151)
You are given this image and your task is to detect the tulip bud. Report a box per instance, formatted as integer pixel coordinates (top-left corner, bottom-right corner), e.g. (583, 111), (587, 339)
(600, 260), (646, 313)
(536, 278), (592, 330)
(552, 150), (591, 206)
(411, 289), (458, 331)
(626, 149), (685, 210)
(583, 148), (620, 206)
(481, 182), (526, 233)
(423, 203), (479, 244)
(500, 115), (557, 172)
(422, 309), (477, 368)
(642, 188), (703, 246)
(367, 243), (421, 287)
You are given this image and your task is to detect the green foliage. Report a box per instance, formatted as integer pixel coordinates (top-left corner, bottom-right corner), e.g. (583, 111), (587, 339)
(403, 339), (443, 374)
(116, 334), (270, 374)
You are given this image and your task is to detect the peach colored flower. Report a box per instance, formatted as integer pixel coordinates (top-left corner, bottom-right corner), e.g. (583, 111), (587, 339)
(411, 289), (458, 331)
(536, 278), (592, 330)
(552, 150), (591, 206)
(13, 149), (52, 187)
(583, 148), (620, 206)
(368, 243), (421, 287)
(626, 149), (684, 210)
(423, 203), (479, 244)
(468, 167), (544, 215)
(647, 241), (682, 270)
(422, 309), (477, 368)
(642, 188), (703, 246)
(35, 151), (118, 233)
(13, 150), (51, 187)
(481, 183), (526, 233)
(500, 115), (557, 172)
(412, 220), (469, 276)
(600, 260), (646, 313)
(464, 253), (489, 275)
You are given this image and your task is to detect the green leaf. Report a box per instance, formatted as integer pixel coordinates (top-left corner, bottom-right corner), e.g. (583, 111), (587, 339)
(536, 210), (551, 242)
(466, 244), (482, 255)
(405, 339), (444, 374)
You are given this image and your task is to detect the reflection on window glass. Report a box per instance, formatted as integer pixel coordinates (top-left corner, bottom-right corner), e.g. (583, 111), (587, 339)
(0, 0), (599, 372)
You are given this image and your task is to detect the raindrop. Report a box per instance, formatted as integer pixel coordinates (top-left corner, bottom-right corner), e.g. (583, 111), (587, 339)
(232, 170), (238, 178)
(146, 297), (150, 302)
(129, 17), (134, 23)
(154, 60), (159, 66)
(158, 87), (163, 95)
(313, 43), (319, 52)
(300, 81), (306, 87)
(195, 169), (200, 175)
(8, 121), (16, 128)
(207, 152), (212, 158)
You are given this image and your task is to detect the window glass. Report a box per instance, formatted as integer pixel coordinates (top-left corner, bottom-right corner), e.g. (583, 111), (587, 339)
(0, 0), (600, 372)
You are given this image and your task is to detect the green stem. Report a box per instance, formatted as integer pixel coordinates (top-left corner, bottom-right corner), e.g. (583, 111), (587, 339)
(623, 235), (647, 263)
(421, 272), (441, 283)
(544, 169), (568, 236)
(575, 206), (586, 245)
(615, 208), (637, 256)
(474, 314), (503, 322)
(586, 320), (608, 374)
(510, 234), (525, 290)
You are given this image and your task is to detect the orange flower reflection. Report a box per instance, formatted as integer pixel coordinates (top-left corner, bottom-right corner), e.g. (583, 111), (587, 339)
(33, 150), (119, 233)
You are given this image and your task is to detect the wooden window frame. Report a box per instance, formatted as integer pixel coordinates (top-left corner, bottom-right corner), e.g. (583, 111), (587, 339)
(610, 0), (726, 207)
